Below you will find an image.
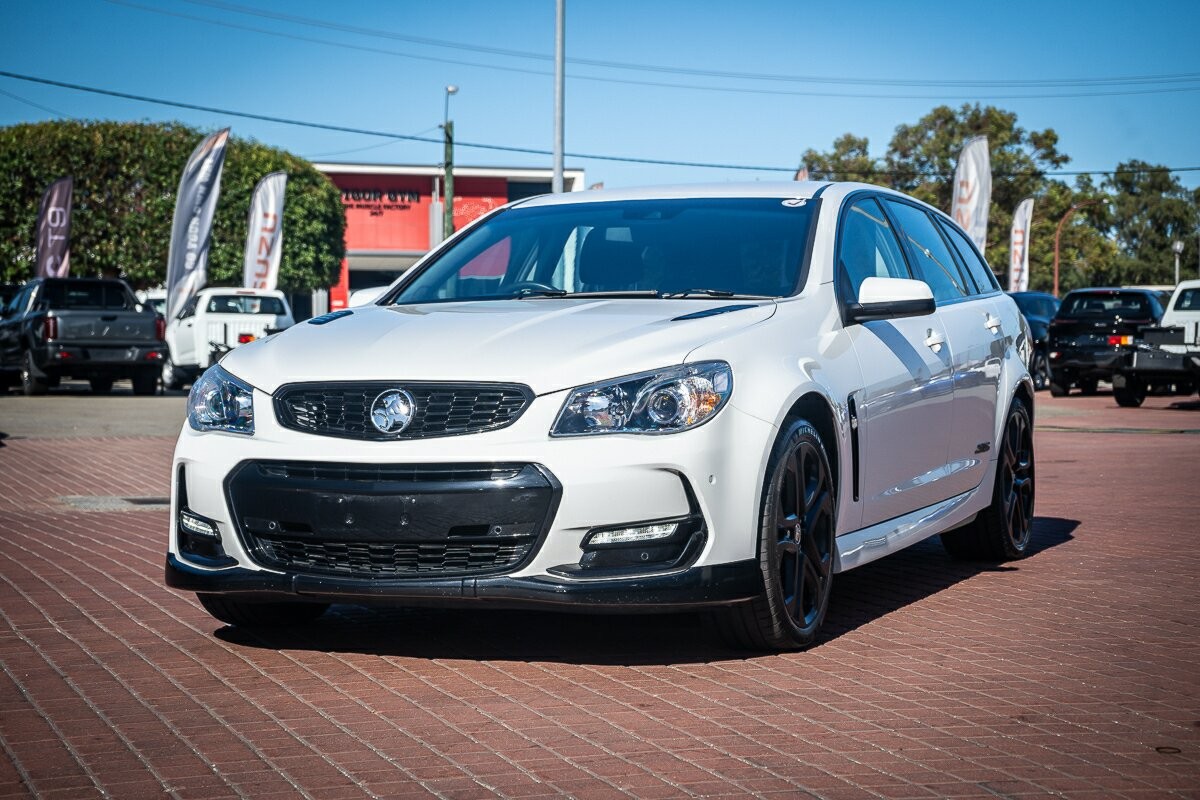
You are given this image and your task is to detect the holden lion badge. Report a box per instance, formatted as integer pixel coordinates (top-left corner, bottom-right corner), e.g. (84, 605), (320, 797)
(370, 389), (416, 434)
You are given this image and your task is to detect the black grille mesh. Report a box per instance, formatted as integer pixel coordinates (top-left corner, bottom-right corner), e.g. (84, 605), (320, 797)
(273, 382), (531, 440)
(252, 537), (534, 577)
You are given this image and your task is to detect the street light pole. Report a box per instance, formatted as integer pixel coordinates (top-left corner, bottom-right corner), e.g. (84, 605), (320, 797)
(1053, 197), (1107, 297)
(1172, 239), (1184, 286)
(442, 85), (458, 242)
(552, 0), (565, 193)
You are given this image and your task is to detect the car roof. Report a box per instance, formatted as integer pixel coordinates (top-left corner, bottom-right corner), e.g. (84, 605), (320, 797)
(510, 180), (922, 207)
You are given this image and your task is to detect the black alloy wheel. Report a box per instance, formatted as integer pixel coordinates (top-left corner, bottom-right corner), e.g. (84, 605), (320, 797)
(711, 419), (836, 650)
(941, 397), (1035, 561)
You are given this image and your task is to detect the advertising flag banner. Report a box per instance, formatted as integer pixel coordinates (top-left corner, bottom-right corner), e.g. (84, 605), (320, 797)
(951, 136), (991, 255)
(166, 128), (230, 320)
(35, 176), (74, 278)
(1009, 198), (1034, 293)
(794, 165), (810, 181)
(243, 171), (287, 290)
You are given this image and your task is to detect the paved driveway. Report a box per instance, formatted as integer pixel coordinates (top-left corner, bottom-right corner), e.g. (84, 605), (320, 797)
(1, 389), (1197, 798)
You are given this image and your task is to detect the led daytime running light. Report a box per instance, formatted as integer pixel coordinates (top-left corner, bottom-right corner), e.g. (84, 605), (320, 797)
(589, 522), (678, 546)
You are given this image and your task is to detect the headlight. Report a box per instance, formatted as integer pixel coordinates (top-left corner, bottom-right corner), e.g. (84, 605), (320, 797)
(188, 365), (255, 435)
(551, 361), (732, 436)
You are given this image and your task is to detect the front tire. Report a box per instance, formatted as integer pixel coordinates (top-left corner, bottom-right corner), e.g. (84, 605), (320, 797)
(196, 594), (329, 627)
(712, 419), (835, 651)
(1048, 369), (1069, 397)
(941, 397), (1035, 561)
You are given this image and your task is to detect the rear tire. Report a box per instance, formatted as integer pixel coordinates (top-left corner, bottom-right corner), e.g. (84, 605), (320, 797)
(710, 419), (835, 651)
(131, 369), (158, 396)
(1114, 379), (1145, 408)
(196, 594), (329, 627)
(89, 377), (114, 394)
(941, 397), (1035, 561)
(20, 352), (48, 396)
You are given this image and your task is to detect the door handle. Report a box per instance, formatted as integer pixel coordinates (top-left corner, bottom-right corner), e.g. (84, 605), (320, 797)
(985, 314), (1003, 332)
(924, 330), (945, 352)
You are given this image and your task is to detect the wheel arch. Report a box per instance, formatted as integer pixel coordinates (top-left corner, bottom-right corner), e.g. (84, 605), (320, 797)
(780, 391), (842, 506)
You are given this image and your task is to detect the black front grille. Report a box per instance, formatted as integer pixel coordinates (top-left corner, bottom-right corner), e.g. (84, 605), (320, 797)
(226, 460), (560, 579)
(273, 382), (532, 440)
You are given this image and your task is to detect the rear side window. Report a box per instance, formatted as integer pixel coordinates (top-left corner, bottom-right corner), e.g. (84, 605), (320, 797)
(42, 281), (135, 310)
(884, 200), (970, 303)
(836, 197), (911, 303)
(939, 218), (1000, 293)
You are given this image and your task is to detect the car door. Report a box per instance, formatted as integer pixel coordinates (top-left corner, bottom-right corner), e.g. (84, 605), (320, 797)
(836, 195), (955, 529)
(885, 199), (1003, 499)
(168, 295), (200, 367)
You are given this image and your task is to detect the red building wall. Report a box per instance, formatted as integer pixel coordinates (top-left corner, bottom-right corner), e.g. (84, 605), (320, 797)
(326, 172), (511, 309)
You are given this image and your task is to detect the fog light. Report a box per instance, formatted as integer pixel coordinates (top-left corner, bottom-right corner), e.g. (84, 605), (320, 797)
(588, 522), (677, 546)
(180, 509), (219, 539)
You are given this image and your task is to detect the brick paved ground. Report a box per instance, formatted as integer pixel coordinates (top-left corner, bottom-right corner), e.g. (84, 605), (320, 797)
(1, 391), (1198, 799)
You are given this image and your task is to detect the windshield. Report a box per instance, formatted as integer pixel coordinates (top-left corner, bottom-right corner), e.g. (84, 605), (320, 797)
(390, 198), (816, 304)
(1059, 292), (1154, 320)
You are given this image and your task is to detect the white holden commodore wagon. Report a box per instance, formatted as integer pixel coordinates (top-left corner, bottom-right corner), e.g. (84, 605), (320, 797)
(167, 182), (1035, 650)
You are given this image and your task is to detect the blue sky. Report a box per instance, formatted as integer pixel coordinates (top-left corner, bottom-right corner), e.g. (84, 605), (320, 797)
(1, 0), (1198, 192)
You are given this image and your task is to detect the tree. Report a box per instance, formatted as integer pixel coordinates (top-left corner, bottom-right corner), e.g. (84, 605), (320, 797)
(1101, 161), (1199, 286)
(797, 134), (879, 183)
(0, 120), (345, 291)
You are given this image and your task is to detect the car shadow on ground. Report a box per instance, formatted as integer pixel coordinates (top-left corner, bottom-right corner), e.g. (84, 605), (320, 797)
(214, 517), (1079, 666)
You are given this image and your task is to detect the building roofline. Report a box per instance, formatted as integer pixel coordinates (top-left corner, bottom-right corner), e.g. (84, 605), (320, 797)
(313, 162), (586, 182)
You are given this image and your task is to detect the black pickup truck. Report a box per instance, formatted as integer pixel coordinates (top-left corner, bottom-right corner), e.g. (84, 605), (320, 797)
(0, 278), (166, 395)
(1046, 288), (1166, 396)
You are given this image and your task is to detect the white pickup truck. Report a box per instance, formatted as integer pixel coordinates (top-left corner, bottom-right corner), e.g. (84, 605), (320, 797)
(162, 287), (294, 389)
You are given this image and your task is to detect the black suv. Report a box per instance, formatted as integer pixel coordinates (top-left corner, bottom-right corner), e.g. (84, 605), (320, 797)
(1008, 291), (1060, 390)
(1047, 288), (1165, 396)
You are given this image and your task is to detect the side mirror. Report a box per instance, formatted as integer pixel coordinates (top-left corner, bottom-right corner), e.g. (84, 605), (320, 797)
(846, 277), (936, 324)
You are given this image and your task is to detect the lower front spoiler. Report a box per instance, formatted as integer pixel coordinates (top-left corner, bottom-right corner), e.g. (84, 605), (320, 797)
(166, 554), (762, 613)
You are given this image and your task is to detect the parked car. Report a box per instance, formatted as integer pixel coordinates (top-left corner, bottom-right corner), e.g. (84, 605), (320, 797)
(1008, 291), (1060, 390)
(1047, 287), (1165, 396)
(0, 277), (165, 395)
(161, 287), (294, 390)
(1110, 279), (1200, 407)
(166, 182), (1035, 651)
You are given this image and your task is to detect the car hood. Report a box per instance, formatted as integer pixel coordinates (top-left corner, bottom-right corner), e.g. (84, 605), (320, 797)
(221, 298), (777, 395)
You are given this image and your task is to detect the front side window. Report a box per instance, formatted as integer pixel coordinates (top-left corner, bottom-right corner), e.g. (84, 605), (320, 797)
(884, 200), (970, 303)
(835, 197), (911, 303)
(390, 198), (816, 304)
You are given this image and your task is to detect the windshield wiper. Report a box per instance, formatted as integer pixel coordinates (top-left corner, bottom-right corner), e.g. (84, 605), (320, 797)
(662, 288), (737, 298)
(512, 287), (568, 298)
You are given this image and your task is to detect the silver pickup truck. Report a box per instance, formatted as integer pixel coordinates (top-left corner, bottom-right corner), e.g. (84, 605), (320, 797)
(0, 278), (166, 395)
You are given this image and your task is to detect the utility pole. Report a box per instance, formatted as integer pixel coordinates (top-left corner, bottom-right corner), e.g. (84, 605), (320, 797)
(552, 0), (564, 193)
(443, 85), (458, 241)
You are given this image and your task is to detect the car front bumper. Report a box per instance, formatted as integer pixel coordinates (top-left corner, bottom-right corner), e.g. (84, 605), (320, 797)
(168, 385), (777, 611)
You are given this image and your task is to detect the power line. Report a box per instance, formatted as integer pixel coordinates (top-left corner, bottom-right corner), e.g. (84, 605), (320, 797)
(177, 0), (1200, 90)
(2, 70), (1199, 179)
(99, 0), (1200, 101)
